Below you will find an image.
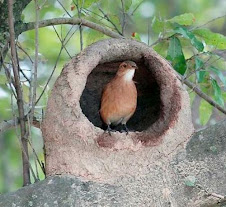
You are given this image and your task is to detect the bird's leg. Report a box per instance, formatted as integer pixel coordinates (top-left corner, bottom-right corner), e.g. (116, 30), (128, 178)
(105, 125), (114, 136)
(122, 124), (129, 135)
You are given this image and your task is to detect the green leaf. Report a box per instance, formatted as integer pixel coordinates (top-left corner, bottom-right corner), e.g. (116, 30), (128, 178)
(209, 66), (226, 85)
(168, 13), (195, 26)
(166, 36), (187, 75)
(0, 74), (7, 85)
(153, 41), (169, 57)
(108, 14), (120, 28)
(211, 79), (224, 107)
(195, 57), (206, 83)
(184, 176), (196, 187)
(199, 99), (213, 125)
(195, 57), (204, 70)
(85, 29), (105, 46)
(152, 16), (172, 33)
(174, 26), (204, 52)
(124, 0), (132, 11)
(194, 29), (226, 49)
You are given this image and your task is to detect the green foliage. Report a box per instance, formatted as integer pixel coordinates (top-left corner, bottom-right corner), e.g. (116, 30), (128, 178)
(153, 41), (169, 57)
(0, 74), (7, 85)
(211, 79), (224, 107)
(85, 29), (105, 46)
(152, 13), (196, 35)
(78, 0), (100, 8)
(174, 26), (204, 52)
(168, 13), (195, 26)
(209, 66), (225, 85)
(151, 12), (225, 115)
(195, 57), (206, 83)
(124, 0), (132, 11)
(152, 16), (172, 33)
(166, 36), (187, 75)
(194, 29), (226, 49)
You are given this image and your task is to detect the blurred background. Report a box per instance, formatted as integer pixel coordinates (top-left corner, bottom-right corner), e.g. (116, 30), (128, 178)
(0, 0), (225, 193)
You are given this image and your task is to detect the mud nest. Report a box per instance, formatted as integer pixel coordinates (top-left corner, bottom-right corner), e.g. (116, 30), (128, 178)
(43, 38), (193, 147)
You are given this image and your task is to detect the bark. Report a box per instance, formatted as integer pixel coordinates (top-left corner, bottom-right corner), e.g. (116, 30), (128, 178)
(0, 0), (31, 67)
(0, 0), (31, 39)
(0, 120), (225, 207)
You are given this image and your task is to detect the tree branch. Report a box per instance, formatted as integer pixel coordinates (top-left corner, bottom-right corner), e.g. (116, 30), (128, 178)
(97, 5), (122, 35)
(120, 0), (126, 35)
(24, 17), (123, 38)
(0, 117), (40, 134)
(177, 74), (226, 115)
(29, 0), (39, 121)
(7, 0), (30, 186)
(74, 0), (84, 51)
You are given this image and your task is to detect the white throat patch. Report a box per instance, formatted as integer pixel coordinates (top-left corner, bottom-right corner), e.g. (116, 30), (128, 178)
(124, 69), (135, 81)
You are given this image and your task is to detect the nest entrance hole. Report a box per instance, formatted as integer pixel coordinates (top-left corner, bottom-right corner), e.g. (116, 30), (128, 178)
(80, 61), (161, 132)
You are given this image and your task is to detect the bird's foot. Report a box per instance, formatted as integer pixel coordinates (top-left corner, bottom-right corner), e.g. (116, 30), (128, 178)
(105, 125), (116, 136)
(122, 124), (129, 135)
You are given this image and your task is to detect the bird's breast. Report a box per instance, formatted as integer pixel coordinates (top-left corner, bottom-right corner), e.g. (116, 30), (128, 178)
(100, 77), (137, 125)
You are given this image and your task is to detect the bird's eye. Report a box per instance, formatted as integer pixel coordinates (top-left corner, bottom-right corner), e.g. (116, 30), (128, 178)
(123, 64), (127, 68)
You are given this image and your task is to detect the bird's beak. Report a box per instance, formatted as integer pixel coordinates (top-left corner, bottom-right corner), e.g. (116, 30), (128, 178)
(135, 66), (138, 70)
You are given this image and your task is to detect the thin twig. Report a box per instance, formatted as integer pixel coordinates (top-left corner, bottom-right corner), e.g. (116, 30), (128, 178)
(0, 55), (17, 98)
(7, 0), (31, 186)
(192, 14), (226, 30)
(52, 25), (72, 58)
(81, 8), (117, 31)
(150, 34), (172, 47)
(0, 37), (10, 70)
(148, 19), (151, 45)
(131, 0), (144, 16)
(0, 119), (17, 133)
(187, 57), (221, 82)
(0, 116), (40, 134)
(75, 0), (83, 50)
(97, 5), (122, 35)
(177, 74), (226, 114)
(196, 184), (225, 199)
(27, 115), (39, 180)
(56, 0), (72, 17)
(30, 0), (39, 118)
(35, 46), (64, 105)
(28, 0), (40, 181)
(17, 43), (34, 64)
(28, 138), (46, 175)
(120, 0), (126, 35)
(20, 68), (30, 83)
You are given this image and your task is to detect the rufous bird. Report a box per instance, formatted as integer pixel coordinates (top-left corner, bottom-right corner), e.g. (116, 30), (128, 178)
(100, 61), (138, 135)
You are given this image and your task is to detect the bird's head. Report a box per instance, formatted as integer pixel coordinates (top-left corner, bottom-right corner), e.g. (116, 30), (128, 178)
(116, 61), (138, 81)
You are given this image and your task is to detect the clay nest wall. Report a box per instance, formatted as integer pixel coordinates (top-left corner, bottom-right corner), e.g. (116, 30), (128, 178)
(42, 38), (194, 181)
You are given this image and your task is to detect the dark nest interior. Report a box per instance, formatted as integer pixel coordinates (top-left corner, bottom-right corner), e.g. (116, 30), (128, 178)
(80, 61), (161, 132)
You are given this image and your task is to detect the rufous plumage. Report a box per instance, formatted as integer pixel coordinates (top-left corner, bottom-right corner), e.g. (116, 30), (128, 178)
(100, 60), (138, 135)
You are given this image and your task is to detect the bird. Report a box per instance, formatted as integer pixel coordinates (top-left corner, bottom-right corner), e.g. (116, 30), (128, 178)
(100, 60), (138, 135)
